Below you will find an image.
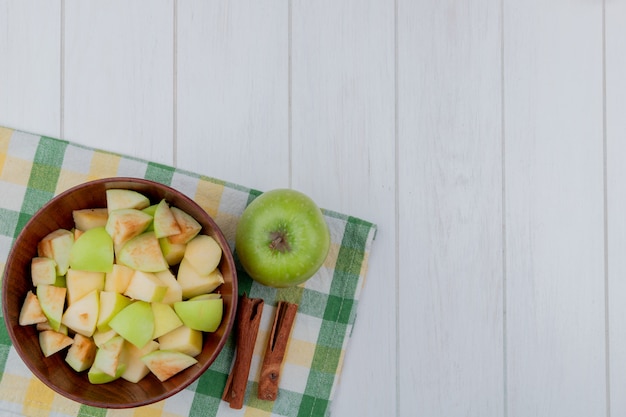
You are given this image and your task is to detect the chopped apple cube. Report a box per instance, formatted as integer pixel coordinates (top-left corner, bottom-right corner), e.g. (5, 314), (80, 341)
(39, 330), (73, 357)
(120, 340), (159, 383)
(31, 257), (57, 287)
(153, 199), (181, 238)
(66, 269), (105, 305)
(141, 350), (197, 382)
(65, 333), (97, 372)
(167, 207), (201, 244)
(157, 325), (203, 357)
(69, 227), (114, 273)
(37, 284), (67, 332)
(108, 301), (154, 349)
(19, 290), (47, 326)
(104, 264), (134, 293)
(151, 302), (183, 339)
(73, 208), (108, 231)
(61, 290), (100, 337)
(184, 235), (222, 276)
(91, 335), (125, 377)
(105, 208), (153, 249)
(106, 189), (150, 212)
(118, 232), (168, 273)
(37, 229), (74, 276)
(124, 271), (168, 303)
(177, 258), (224, 299)
(155, 269), (183, 304)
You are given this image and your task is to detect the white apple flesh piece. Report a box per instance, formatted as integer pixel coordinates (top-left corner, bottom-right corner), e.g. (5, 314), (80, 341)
(141, 350), (198, 382)
(65, 269), (105, 304)
(157, 325), (203, 357)
(177, 258), (224, 299)
(69, 226), (114, 273)
(93, 328), (118, 348)
(174, 298), (223, 333)
(117, 232), (168, 273)
(120, 340), (159, 383)
(183, 234), (222, 276)
(153, 199), (181, 238)
(105, 208), (153, 250)
(39, 330), (73, 357)
(36, 284), (66, 332)
(19, 290), (48, 326)
(167, 207), (202, 244)
(108, 301), (155, 349)
(30, 257), (57, 287)
(159, 237), (186, 266)
(154, 269), (183, 304)
(91, 335), (125, 377)
(235, 188), (331, 287)
(104, 264), (134, 294)
(123, 270), (168, 303)
(88, 363), (126, 384)
(37, 229), (74, 276)
(65, 333), (97, 372)
(61, 289), (100, 337)
(106, 189), (150, 212)
(72, 208), (108, 231)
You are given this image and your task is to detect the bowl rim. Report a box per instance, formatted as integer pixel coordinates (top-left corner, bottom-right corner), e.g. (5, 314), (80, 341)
(2, 177), (238, 408)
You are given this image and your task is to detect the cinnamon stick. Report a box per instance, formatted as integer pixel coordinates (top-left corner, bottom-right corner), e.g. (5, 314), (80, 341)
(257, 301), (298, 401)
(222, 294), (264, 409)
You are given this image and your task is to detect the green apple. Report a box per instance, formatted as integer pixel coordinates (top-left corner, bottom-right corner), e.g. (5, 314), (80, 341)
(39, 330), (73, 357)
(19, 291), (47, 326)
(119, 340), (159, 383)
(151, 302), (183, 339)
(154, 269), (183, 304)
(66, 269), (105, 304)
(167, 207), (201, 244)
(123, 271), (168, 303)
(72, 208), (108, 231)
(36, 284), (66, 331)
(61, 289), (99, 337)
(117, 232), (168, 272)
(141, 350), (197, 382)
(37, 229), (74, 276)
(65, 333), (97, 372)
(235, 188), (330, 287)
(31, 257), (57, 287)
(183, 235), (222, 276)
(69, 226), (114, 273)
(108, 301), (154, 349)
(177, 258), (224, 299)
(105, 189), (150, 213)
(159, 237), (186, 266)
(105, 208), (153, 249)
(97, 291), (133, 332)
(91, 335), (124, 377)
(157, 325), (203, 357)
(104, 264), (134, 293)
(174, 298), (223, 333)
(153, 199), (181, 238)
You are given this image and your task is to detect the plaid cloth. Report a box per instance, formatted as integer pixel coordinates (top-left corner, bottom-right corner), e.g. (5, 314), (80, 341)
(0, 127), (377, 417)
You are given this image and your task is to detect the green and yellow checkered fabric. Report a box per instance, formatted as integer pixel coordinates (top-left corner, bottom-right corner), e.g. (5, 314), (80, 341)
(0, 127), (377, 417)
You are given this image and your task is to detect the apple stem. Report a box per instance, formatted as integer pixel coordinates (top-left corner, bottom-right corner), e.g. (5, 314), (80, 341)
(268, 231), (291, 253)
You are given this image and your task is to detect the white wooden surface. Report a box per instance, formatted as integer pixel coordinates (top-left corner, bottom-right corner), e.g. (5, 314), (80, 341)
(1, 1), (622, 416)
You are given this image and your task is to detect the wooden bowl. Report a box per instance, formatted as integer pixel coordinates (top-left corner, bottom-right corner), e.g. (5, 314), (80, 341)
(2, 177), (238, 408)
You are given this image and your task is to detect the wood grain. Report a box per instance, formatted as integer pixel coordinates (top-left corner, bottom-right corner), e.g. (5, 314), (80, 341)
(290, 1), (396, 416)
(0, 0), (61, 137)
(606, 0), (626, 414)
(503, 1), (606, 415)
(63, 0), (174, 165)
(397, 0), (504, 415)
(176, 0), (289, 192)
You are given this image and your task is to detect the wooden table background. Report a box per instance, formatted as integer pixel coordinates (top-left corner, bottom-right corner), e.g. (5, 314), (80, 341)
(1, 1), (625, 416)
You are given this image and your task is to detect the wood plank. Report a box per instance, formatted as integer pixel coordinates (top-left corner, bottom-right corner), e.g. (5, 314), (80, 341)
(176, 0), (289, 191)
(503, 1), (606, 415)
(63, 0), (174, 165)
(397, 0), (503, 415)
(0, 0), (61, 137)
(606, 0), (626, 414)
(290, 1), (396, 416)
